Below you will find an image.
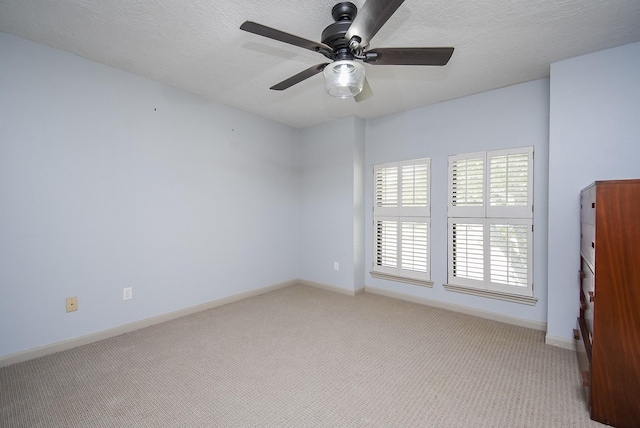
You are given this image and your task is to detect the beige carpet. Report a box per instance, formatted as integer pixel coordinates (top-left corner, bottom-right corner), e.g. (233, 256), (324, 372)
(1, 284), (603, 427)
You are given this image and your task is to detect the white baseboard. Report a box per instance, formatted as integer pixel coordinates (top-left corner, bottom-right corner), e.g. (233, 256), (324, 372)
(0, 280), (297, 368)
(545, 335), (576, 351)
(365, 285), (548, 333)
(298, 279), (363, 297)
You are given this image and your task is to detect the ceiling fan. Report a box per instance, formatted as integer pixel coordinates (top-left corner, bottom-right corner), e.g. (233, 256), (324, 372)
(240, 0), (454, 101)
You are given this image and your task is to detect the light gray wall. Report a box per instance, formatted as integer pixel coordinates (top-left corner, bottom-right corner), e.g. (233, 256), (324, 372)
(3, 28), (638, 359)
(0, 33), (300, 358)
(365, 79), (550, 325)
(353, 118), (366, 291)
(547, 41), (640, 341)
(299, 117), (364, 293)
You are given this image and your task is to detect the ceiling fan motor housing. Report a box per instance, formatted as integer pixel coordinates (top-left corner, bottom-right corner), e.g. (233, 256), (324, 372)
(322, 2), (358, 59)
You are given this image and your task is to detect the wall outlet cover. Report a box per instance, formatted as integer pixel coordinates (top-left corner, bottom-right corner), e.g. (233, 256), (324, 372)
(66, 297), (78, 313)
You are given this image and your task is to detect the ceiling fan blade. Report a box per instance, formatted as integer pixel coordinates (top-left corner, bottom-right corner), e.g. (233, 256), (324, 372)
(240, 21), (333, 56)
(345, 0), (405, 49)
(355, 78), (374, 102)
(270, 63), (330, 91)
(364, 47), (454, 66)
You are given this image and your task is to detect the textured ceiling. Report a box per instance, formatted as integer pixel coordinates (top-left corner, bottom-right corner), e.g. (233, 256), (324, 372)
(1, 0), (640, 128)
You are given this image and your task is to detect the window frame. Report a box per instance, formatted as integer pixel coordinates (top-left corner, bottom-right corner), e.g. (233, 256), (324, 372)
(372, 158), (432, 286)
(446, 147), (534, 300)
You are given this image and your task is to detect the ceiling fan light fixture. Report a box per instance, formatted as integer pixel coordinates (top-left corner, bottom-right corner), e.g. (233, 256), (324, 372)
(323, 60), (365, 98)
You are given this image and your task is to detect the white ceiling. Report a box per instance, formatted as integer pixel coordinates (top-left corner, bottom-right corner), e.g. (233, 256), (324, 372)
(1, 0), (640, 129)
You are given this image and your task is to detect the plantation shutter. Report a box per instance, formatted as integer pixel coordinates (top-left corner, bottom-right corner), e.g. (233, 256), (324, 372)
(448, 221), (485, 289)
(373, 159), (430, 281)
(448, 153), (485, 217)
(489, 222), (529, 285)
(488, 220), (532, 295)
(375, 165), (399, 215)
(399, 219), (429, 280)
(487, 147), (533, 218)
(401, 163), (429, 214)
(374, 219), (398, 275)
(447, 147), (534, 297)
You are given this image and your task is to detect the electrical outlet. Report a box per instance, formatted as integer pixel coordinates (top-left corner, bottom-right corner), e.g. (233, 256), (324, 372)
(123, 287), (132, 301)
(66, 297), (78, 313)
(334, 262), (339, 271)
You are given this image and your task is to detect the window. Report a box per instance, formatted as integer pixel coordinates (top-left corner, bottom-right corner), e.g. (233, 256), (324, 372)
(447, 147), (534, 301)
(372, 159), (431, 286)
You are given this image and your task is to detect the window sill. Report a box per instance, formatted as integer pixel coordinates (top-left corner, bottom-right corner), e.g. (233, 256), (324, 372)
(370, 271), (433, 288)
(443, 283), (537, 305)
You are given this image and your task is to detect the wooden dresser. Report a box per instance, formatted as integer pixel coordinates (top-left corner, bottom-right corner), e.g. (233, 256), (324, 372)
(575, 179), (640, 428)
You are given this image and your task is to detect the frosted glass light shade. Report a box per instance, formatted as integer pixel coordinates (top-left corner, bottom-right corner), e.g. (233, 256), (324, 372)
(323, 60), (365, 98)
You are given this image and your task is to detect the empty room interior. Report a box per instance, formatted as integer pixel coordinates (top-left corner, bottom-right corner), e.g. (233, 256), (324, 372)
(1, 0), (640, 426)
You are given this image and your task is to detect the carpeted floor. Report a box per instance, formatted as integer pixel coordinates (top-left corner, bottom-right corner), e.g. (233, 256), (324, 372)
(0, 284), (603, 427)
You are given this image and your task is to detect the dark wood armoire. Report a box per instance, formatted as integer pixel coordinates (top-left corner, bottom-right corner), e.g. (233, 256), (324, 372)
(575, 179), (640, 428)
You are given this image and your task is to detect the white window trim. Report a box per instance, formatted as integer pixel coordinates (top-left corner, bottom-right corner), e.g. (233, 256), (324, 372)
(447, 147), (534, 301)
(443, 283), (538, 305)
(371, 271), (434, 288)
(373, 158), (431, 283)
